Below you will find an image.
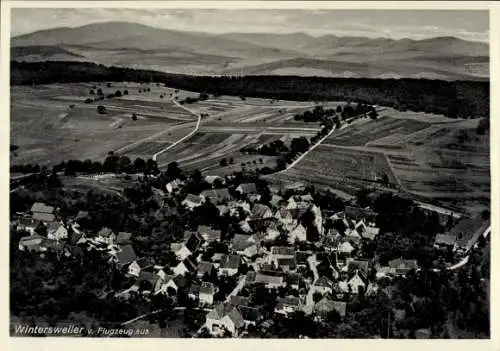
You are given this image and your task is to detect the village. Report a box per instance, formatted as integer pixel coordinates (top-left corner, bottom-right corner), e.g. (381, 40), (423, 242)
(12, 171), (490, 338)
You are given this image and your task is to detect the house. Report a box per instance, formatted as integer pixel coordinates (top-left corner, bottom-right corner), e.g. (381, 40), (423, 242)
(32, 211), (56, 224)
(199, 282), (216, 305)
(17, 217), (41, 234)
(433, 234), (457, 249)
(276, 257), (297, 272)
(236, 183), (257, 195)
(344, 206), (378, 224)
(31, 202), (56, 224)
(275, 208), (294, 225)
(156, 275), (187, 295)
(239, 220), (253, 233)
(216, 205), (229, 216)
(448, 218), (490, 254)
(239, 306), (261, 327)
(166, 179), (184, 194)
(251, 204), (273, 219)
(128, 258), (154, 277)
(286, 197), (298, 210)
(296, 251), (310, 268)
(116, 232), (133, 245)
(204, 175), (224, 185)
(288, 223), (307, 243)
(198, 225), (222, 243)
(337, 241), (355, 256)
(314, 296), (347, 319)
(173, 232), (203, 260)
(269, 194), (283, 208)
(200, 188), (232, 204)
(275, 297), (302, 316)
(136, 271), (160, 294)
(206, 302), (245, 336)
(388, 258), (419, 276)
(198, 261), (215, 278)
(18, 235), (46, 252)
(188, 284), (201, 300)
(347, 270), (368, 293)
(231, 234), (260, 258)
(270, 246), (295, 260)
(47, 222), (68, 241)
(182, 194), (204, 209)
(361, 225), (380, 241)
(113, 244), (138, 269)
(247, 271), (286, 289)
(312, 276), (334, 294)
(75, 211), (89, 222)
(173, 257), (198, 276)
(347, 259), (370, 276)
(230, 295), (250, 307)
(286, 273), (302, 290)
(375, 266), (397, 280)
(96, 227), (116, 245)
(265, 221), (281, 241)
(323, 229), (342, 252)
(219, 255), (241, 276)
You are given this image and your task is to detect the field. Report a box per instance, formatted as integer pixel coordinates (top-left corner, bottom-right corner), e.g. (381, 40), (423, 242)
(10, 82), (197, 165)
(267, 109), (490, 214)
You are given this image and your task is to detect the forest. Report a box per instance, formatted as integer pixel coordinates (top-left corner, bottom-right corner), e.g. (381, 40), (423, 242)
(11, 60), (489, 119)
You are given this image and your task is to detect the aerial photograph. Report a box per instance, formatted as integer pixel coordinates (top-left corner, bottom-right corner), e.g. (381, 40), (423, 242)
(9, 6), (490, 339)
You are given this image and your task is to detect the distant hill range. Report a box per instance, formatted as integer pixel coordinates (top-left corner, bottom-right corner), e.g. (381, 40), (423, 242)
(11, 21), (489, 80)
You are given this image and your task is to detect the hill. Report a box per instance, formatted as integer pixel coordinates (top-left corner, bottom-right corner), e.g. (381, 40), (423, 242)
(11, 21), (489, 80)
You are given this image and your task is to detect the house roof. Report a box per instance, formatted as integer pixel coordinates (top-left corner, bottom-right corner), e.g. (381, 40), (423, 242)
(116, 232), (133, 245)
(200, 282), (215, 295)
(276, 296), (300, 308)
(19, 235), (45, 245)
(348, 259), (370, 275)
(239, 306), (260, 322)
(98, 227), (114, 238)
(47, 222), (64, 232)
(434, 234), (457, 246)
(189, 284), (201, 295)
(220, 254), (241, 270)
(200, 188), (231, 200)
(270, 195), (283, 207)
(179, 257), (198, 273)
(348, 270), (369, 286)
(183, 230), (198, 240)
(315, 297), (347, 317)
(254, 272), (284, 285)
(184, 194), (202, 204)
(277, 258), (296, 269)
(388, 258), (419, 271)
(31, 202), (54, 214)
(68, 230), (84, 245)
(76, 211), (89, 220)
(286, 273), (301, 286)
(344, 206), (378, 222)
(451, 218), (489, 249)
(237, 183), (257, 194)
(197, 225), (221, 242)
(338, 241), (355, 253)
(231, 234), (253, 251)
(198, 261), (214, 276)
(314, 276), (333, 288)
(116, 244), (137, 265)
(185, 232), (203, 252)
(207, 303), (244, 328)
(251, 203), (272, 218)
(362, 226), (380, 240)
(137, 271), (160, 286)
(271, 246), (295, 256)
(277, 207), (292, 218)
(230, 295), (250, 306)
(32, 212), (55, 223)
(135, 257), (154, 268)
(249, 217), (277, 232)
(19, 217), (40, 227)
(296, 251), (311, 265)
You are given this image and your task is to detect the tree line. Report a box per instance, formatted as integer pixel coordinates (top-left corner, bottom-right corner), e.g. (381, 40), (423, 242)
(11, 61), (489, 119)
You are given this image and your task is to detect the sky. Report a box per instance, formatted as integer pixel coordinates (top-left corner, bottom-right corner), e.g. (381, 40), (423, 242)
(11, 8), (489, 42)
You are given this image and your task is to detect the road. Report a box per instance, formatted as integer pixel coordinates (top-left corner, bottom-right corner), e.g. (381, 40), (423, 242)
(121, 306), (212, 326)
(152, 101), (201, 161)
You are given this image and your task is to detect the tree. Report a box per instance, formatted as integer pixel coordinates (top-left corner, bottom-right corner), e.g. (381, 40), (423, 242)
(89, 89), (95, 95)
(123, 90), (129, 95)
(131, 113), (137, 121)
(313, 292), (323, 303)
(114, 90), (122, 98)
(369, 108), (378, 120)
(97, 105), (106, 114)
(84, 98), (93, 104)
(106, 83), (112, 88)
(219, 158), (228, 167)
(97, 88), (103, 96)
